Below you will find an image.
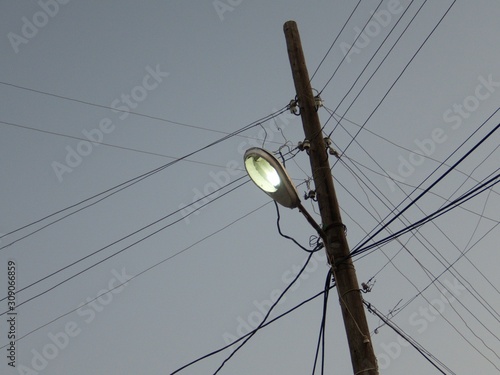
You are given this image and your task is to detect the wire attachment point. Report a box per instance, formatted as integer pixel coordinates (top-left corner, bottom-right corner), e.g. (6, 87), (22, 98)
(314, 94), (324, 111)
(298, 139), (310, 151)
(304, 190), (317, 201)
(361, 279), (376, 293)
(289, 98), (300, 116)
(324, 137), (340, 157)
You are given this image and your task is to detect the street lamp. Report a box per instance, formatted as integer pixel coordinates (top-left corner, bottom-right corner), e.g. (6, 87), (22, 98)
(244, 147), (300, 209)
(244, 147), (325, 238)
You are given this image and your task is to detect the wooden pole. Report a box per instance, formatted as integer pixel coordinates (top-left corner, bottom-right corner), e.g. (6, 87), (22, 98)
(283, 20), (378, 374)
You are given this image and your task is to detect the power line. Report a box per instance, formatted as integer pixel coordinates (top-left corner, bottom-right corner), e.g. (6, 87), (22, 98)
(460, 189), (500, 296)
(318, 0), (385, 95)
(361, 219), (500, 371)
(169, 282), (336, 374)
(321, 0), (419, 136)
(358, 177), (500, 367)
(211, 250), (318, 375)
(364, 300), (456, 374)
(331, 122), (500, 328)
(0, 80), (282, 145)
(0, 174), (248, 305)
(351, 119), (499, 255)
(0, 201), (273, 350)
(0, 177), (251, 316)
(335, 153), (500, 355)
(389, 220), (500, 319)
(0, 119), (243, 170)
(335, 111), (498, 260)
(323, 105), (500, 201)
(326, 0), (457, 171)
(352, 170), (500, 257)
(0, 106), (289, 249)
(335, 120), (500, 338)
(309, 0), (363, 82)
(341, 153), (498, 223)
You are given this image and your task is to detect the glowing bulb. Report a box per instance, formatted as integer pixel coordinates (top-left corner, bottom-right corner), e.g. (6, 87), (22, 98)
(244, 147), (300, 209)
(245, 156), (281, 192)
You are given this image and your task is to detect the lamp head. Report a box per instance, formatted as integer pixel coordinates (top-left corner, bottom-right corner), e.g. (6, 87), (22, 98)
(244, 147), (300, 209)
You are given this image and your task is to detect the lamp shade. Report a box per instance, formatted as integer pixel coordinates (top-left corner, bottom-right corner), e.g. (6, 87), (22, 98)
(244, 147), (300, 209)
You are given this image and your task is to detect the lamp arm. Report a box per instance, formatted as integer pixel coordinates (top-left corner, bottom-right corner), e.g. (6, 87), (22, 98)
(297, 202), (326, 242)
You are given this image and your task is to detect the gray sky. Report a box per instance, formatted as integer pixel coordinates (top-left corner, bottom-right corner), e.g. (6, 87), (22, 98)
(1, 1), (499, 374)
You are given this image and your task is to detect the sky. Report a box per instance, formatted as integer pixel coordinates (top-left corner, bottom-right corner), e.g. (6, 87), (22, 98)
(0, 1), (499, 374)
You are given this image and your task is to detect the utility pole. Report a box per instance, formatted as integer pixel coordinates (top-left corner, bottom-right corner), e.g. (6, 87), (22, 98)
(283, 20), (379, 374)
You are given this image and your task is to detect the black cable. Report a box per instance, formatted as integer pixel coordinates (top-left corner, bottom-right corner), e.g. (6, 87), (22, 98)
(356, 172), (499, 256)
(169, 281), (336, 374)
(211, 251), (318, 375)
(323, 106), (500, 221)
(274, 201), (324, 253)
(341, 145), (500, 347)
(352, 120), (499, 256)
(358, 220), (500, 371)
(334, 108), (500, 262)
(0, 178), (251, 317)
(353, 170), (500, 257)
(337, 146), (500, 330)
(312, 269), (333, 375)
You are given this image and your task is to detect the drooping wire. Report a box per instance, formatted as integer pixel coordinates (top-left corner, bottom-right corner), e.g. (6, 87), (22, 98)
(325, 108), (500, 322)
(274, 201), (324, 253)
(211, 250), (318, 375)
(332, 125), (500, 361)
(312, 269), (333, 375)
(169, 281), (336, 374)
